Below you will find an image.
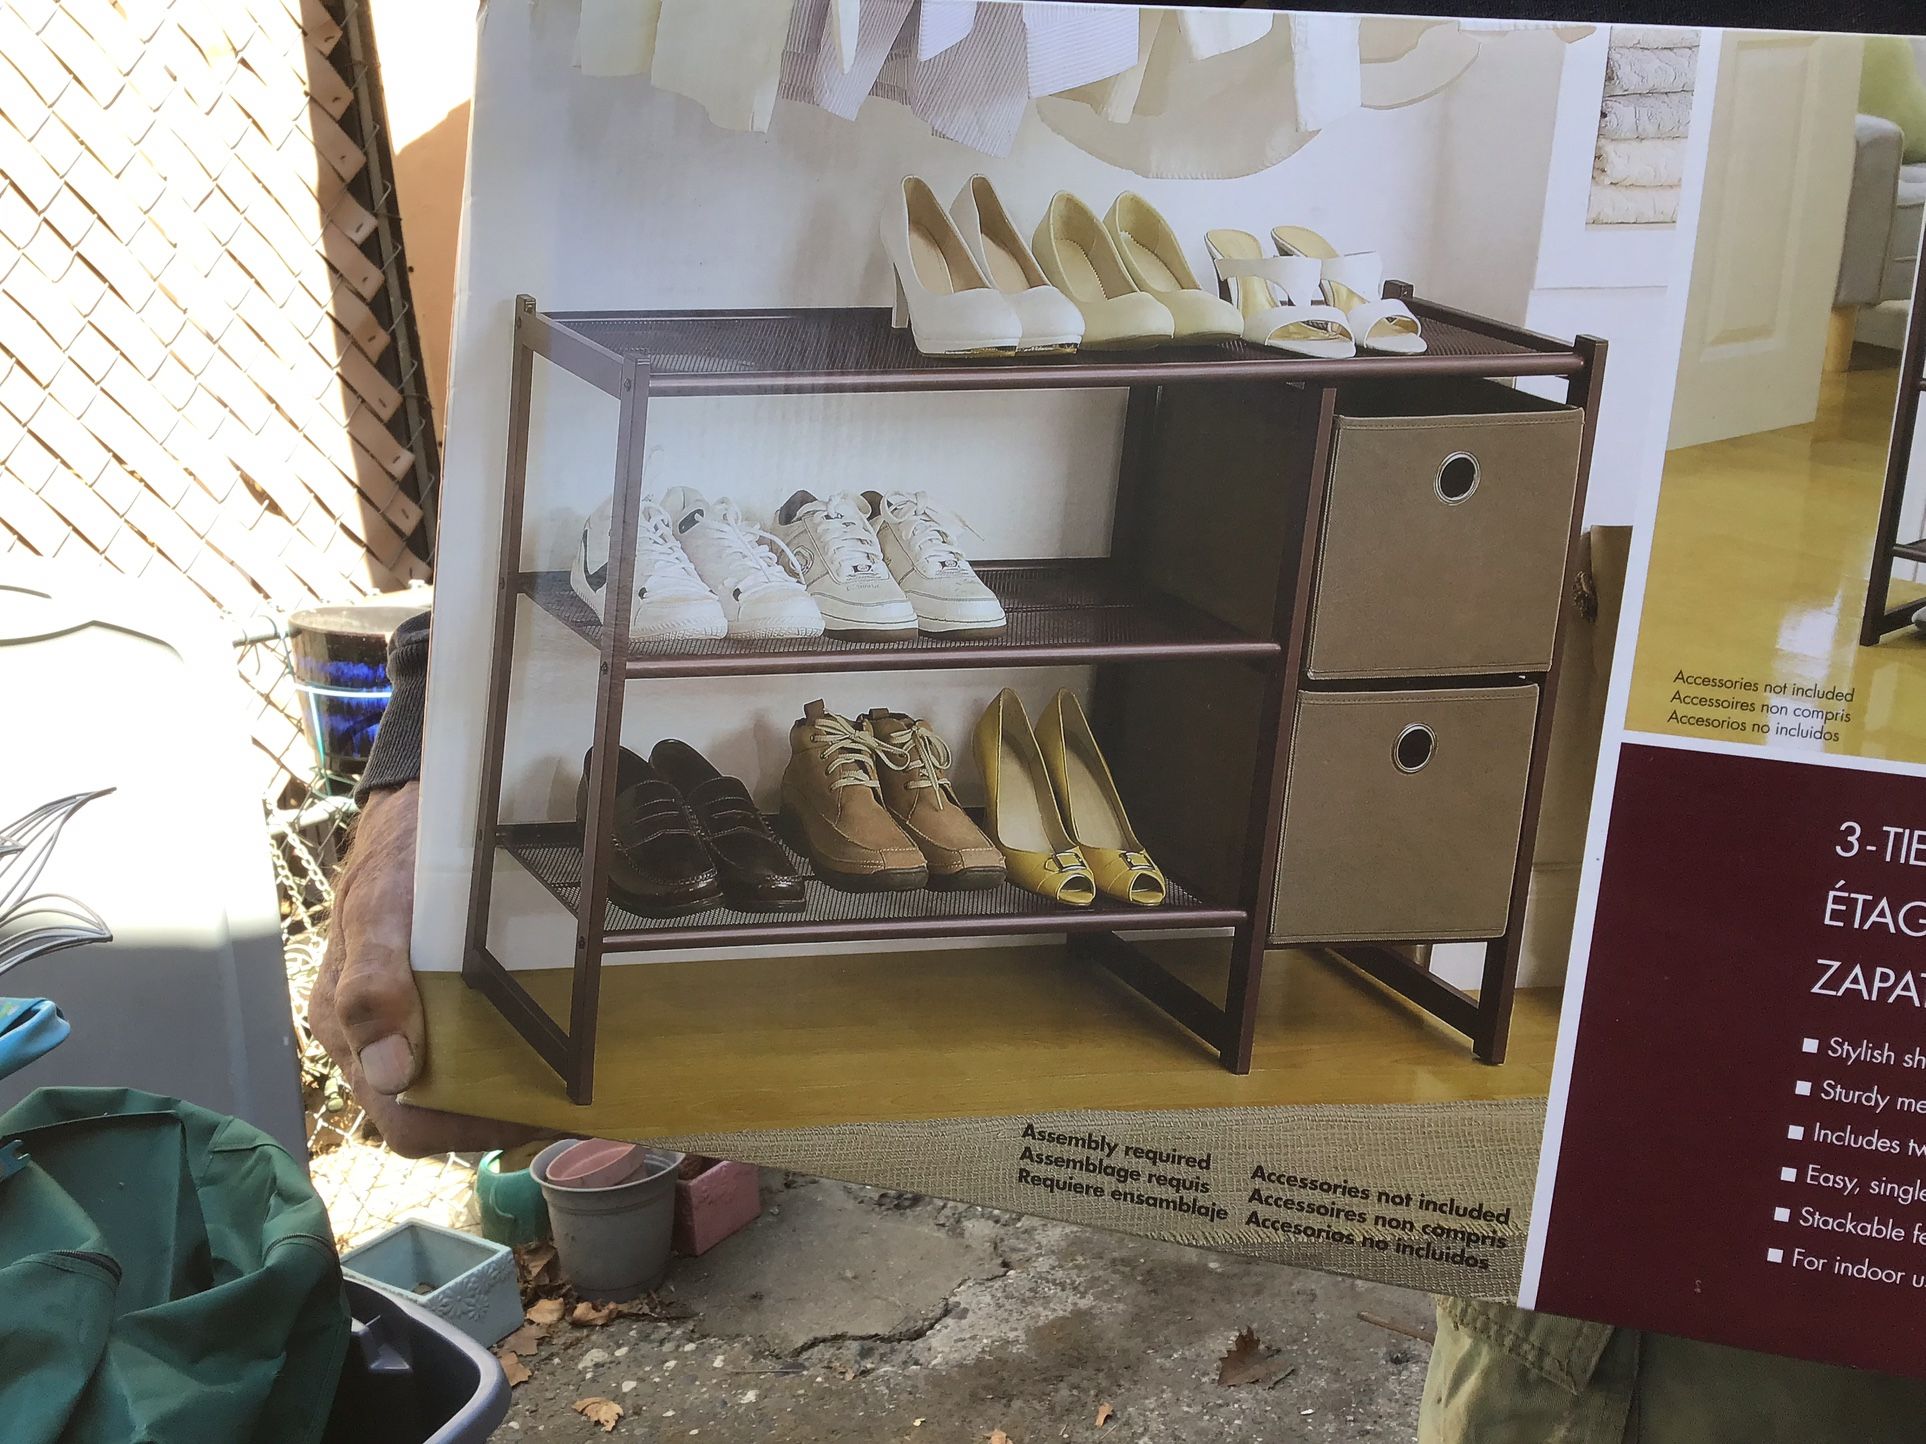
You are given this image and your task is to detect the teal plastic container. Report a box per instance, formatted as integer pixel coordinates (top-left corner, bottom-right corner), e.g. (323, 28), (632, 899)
(476, 1149), (550, 1248)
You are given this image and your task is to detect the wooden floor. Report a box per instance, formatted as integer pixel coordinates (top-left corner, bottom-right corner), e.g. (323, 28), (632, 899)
(407, 942), (1559, 1137)
(1629, 361), (1926, 762)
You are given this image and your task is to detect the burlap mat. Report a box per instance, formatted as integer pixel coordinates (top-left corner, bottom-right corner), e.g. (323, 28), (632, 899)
(654, 1096), (1545, 1299)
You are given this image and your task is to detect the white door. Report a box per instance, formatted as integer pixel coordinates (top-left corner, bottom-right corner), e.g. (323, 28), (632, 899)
(1668, 33), (1861, 448)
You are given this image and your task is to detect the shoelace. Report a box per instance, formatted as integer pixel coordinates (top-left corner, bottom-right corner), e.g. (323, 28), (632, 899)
(870, 719), (954, 809)
(811, 713), (892, 793)
(709, 499), (804, 589)
(636, 502), (709, 597)
(878, 491), (979, 575)
(811, 494), (889, 580)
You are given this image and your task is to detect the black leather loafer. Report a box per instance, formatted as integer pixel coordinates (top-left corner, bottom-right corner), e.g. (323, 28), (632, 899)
(650, 739), (806, 912)
(579, 748), (722, 917)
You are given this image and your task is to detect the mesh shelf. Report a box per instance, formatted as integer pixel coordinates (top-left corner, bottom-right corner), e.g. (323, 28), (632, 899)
(499, 821), (1245, 948)
(543, 305), (1580, 395)
(521, 561), (1279, 677)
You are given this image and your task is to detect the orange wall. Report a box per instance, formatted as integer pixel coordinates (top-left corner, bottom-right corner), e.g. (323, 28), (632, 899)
(368, 0), (476, 441)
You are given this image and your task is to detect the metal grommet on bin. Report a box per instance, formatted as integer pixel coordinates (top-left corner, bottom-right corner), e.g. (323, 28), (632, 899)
(1393, 723), (1435, 773)
(1435, 452), (1479, 504)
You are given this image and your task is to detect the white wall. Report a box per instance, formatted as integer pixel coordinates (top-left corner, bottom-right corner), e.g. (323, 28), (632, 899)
(418, 1), (1691, 978)
(1428, 29), (1569, 324)
(1428, 27), (1705, 533)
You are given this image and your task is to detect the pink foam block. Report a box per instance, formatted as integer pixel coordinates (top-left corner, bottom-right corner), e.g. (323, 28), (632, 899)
(673, 1160), (761, 1256)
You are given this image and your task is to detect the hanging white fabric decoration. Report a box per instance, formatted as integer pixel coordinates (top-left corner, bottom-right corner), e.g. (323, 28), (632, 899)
(1021, 3), (1141, 99)
(917, 0), (977, 61)
(1037, 20), (1315, 179)
(1175, 10), (1271, 62)
(829, 0), (861, 72)
(575, 0), (661, 78)
(567, 0), (1594, 171)
(649, 0), (793, 132)
(1289, 13), (1362, 132)
(904, 0), (1031, 154)
(782, 0), (914, 119)
(1054, 9), (1160, 125)
(1357, 18), (1593, 111)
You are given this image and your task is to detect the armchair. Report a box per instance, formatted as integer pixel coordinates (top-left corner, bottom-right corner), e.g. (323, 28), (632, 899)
(1831, 43), (1926, 364)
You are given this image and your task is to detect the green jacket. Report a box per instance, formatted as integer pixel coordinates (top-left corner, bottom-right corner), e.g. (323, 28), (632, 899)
(1425, 1298), (1926, 1443)
(0, 1088), (349, 1444)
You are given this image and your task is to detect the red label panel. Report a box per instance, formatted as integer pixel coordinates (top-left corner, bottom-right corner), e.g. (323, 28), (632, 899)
(1536, 743), (1926, 1376)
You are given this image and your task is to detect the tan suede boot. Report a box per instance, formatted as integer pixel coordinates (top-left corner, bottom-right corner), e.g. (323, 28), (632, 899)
(862, 709), (1006, 891)
(778, 700), (927, 891)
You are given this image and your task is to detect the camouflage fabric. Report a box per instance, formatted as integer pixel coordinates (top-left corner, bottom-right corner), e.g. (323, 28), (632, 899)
(1422, 1299), (1926, 1444)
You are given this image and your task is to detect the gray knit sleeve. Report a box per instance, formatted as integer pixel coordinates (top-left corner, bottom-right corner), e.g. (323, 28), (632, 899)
(354, 610), (431, 802)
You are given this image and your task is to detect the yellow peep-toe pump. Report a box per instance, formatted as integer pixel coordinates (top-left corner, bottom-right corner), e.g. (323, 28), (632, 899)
(1035, 689), (1166, 907)
(973, 688), (1097, 907)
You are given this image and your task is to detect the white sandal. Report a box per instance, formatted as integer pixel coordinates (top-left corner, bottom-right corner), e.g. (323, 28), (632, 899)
(1204, 229), (1355, 359)
(1270, 226), (1426, 355)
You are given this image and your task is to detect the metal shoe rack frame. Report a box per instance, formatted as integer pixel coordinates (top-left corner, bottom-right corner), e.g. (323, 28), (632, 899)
(467, 290), (1604, 1103)
(1860, 242), (1926, 643)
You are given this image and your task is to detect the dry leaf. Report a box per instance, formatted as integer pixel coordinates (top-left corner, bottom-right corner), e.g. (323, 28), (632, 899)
(517, 1241), (559, 1282)
(497, 1350), (531, 1388)
(1095, 1401), (1115, 1427)
(1216, 1326), (1292, 1388)
(573, 1396), (624, 1432)
(497, 1323), (547, 1355)
(989, 1431), (1012, 1444)
(572, 1299), (621, 1327)
(527, 1298), (566, 1328)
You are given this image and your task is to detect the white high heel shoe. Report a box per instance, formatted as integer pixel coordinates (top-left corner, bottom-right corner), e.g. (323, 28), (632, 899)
(880, 177), (1022, 358)
(1271, 226), (1426, 355)
(950, 176), (1083, 354)
(1205, 229), (1354, 359)
(1031, 191), (1173, 351)
(1104, 193), (1243, 346)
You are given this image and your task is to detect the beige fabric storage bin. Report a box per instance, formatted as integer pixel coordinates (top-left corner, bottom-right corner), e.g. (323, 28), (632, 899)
(1307, 378), (1583, 680)
(1270, 684), (1538, 944)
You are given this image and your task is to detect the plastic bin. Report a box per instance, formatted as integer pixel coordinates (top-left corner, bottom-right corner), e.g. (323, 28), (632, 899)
(1271, 683), (1538, 943)
(325, 1277), (510, 1444)
(1308, 377), (1583, 680)
(340, 1218), (523, 1347)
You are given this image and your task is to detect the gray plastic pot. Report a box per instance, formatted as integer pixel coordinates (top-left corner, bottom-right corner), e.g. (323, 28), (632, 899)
(531, 1139), (683, 1301)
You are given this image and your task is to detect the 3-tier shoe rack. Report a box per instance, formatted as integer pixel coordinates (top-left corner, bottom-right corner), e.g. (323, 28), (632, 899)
(1860, 242), (1926, 644)
(467, 290), (1604, 1103)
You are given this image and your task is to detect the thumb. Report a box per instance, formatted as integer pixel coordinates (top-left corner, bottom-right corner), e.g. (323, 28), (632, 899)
(337, 941), (427, 1094)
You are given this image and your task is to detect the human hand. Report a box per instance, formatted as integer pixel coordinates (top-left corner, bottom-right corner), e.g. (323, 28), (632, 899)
(308, 782), (541, 1157)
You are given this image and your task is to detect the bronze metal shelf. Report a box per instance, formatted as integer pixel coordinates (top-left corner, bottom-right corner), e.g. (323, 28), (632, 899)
(1861, 242), (1926, 643)
(525, 299), (1586, 400)
(465, 290), (1608, 1103)
(499, 821), (1243, 949)
(521, 559), (1279, 677)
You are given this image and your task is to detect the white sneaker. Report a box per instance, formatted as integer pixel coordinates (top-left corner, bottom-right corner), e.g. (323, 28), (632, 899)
(568, 496), (727, 641)
(768, 490), (920, 641)
(864, 490), (1007, 637)
(660, 486), (823, 640)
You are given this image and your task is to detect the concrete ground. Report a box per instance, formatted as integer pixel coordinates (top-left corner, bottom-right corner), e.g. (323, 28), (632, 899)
(501, 1172), (1433, 1442)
